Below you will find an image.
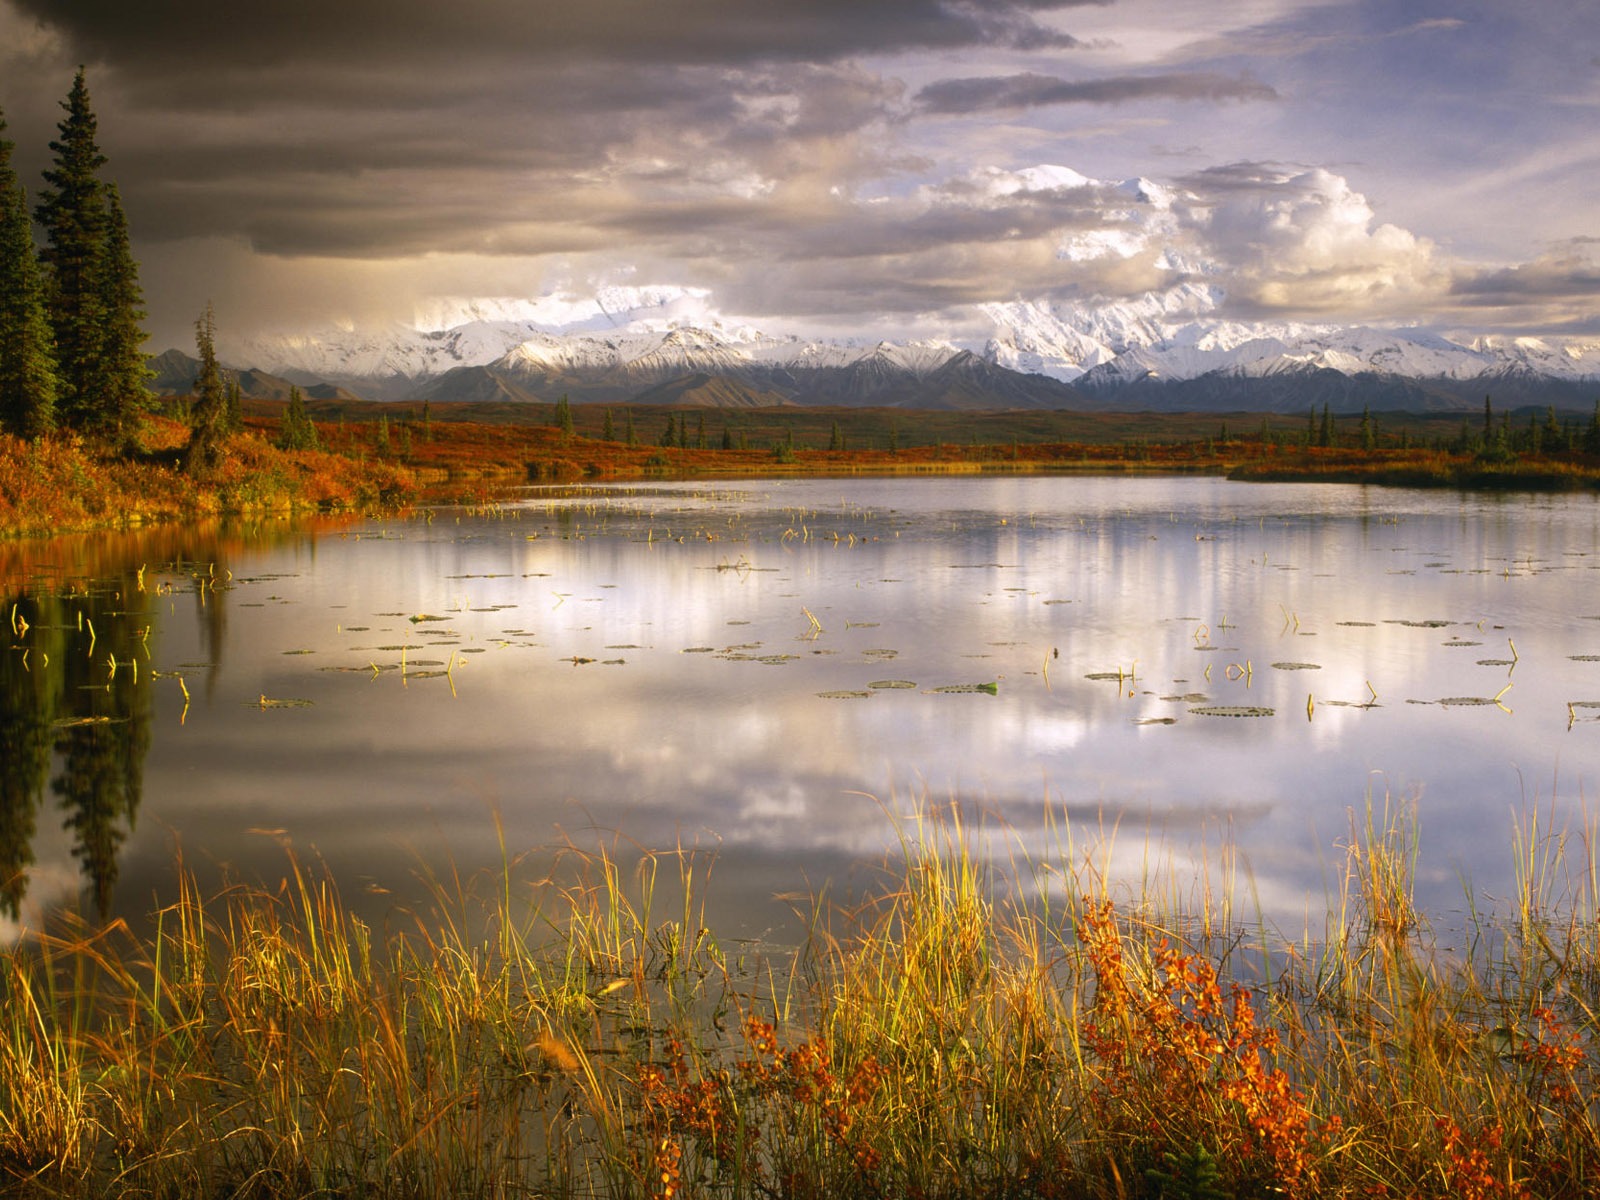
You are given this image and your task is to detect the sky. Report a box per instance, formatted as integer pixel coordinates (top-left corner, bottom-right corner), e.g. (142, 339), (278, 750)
(0, 0), (1596, 353)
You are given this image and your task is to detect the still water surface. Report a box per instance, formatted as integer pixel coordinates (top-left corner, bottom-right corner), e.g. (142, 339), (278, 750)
(5, 475), (1600, 941)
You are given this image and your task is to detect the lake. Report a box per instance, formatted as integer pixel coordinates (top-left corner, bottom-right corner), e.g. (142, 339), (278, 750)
(5, 474), (1600, 944)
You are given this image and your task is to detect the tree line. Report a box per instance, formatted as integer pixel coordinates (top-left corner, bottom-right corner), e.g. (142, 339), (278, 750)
(0, 70), (234, 476)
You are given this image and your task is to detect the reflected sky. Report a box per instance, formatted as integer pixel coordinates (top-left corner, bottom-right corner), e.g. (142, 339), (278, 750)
(7, 477), (1600, 943)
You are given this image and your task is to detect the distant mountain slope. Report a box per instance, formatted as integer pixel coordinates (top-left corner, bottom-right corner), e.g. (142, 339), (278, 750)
(148, 348), (362, 402)
(628, 373), (792, 408)
(185, 282), (1600, 414)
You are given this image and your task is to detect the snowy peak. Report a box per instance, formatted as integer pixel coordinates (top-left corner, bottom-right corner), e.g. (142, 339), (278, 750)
(215, 279), (1600, 413)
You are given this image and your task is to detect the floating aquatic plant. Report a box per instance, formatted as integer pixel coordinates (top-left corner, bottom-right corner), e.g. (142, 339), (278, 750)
(1188, 705), (1274, 717)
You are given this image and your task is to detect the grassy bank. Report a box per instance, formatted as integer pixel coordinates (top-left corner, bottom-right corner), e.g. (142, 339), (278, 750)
(0, 419), (414, 540)
(3, 803), (1596, 1198)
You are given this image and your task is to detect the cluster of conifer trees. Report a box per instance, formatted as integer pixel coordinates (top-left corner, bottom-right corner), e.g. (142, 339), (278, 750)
(0, 70), (150, 447)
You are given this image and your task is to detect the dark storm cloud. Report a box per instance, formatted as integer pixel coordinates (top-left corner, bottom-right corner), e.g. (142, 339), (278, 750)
(1450, 246), (1600, 304)
(10, 0), (1097, 76)
(592, 179), (1119, 261)
(915, 70), (1277, 112)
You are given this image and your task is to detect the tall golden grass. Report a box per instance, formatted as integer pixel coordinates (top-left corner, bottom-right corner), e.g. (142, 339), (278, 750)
(1, 800), (1596, 1198)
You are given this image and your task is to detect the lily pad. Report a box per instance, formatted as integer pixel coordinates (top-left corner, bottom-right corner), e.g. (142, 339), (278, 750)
(929, 682), (1000, 695)
(868, 680), (918, 689)
(1136, 717), (1178, 726)
(1188, 705), (1275, 718)
(1271, 662), (1321, 670)
(1570, 655), (1600, 662)
(817, 690), (872, 700)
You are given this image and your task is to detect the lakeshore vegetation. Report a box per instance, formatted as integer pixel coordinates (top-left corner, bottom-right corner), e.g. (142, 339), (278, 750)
(2, 804), (1597, 1198)
(9, 396), (1600, 540)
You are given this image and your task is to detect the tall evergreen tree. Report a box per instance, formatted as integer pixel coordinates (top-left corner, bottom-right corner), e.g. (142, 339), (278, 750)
(35, 68), (110, 431)
(184, 303), (228, 476)
(0, 108), (59, 437)
(96, 184), (151, 446)
(278, 384), (319, 451)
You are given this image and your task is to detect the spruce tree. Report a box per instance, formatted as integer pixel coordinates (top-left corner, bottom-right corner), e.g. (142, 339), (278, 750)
(0, 109), (59, 437)
(95, 184), (151, 447)
(184, 303), (228, 476)
(278, 384), (319, 451)
(35, 68), (110, 432)
(602, 407), (615, 442)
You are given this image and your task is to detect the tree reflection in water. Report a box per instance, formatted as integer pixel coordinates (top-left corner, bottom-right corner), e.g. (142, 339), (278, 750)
(0, 518), (341, 922)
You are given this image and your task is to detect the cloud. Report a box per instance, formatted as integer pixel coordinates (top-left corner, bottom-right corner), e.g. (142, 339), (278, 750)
(1450, 242), (1600, 305)
(7, 0), (1100, 74)
(3, 0), (1593, 347)
(1181, 163), (1446, 316)
(916, 70), (1277, 112)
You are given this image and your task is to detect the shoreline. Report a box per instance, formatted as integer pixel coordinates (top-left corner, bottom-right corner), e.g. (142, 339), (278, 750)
(7, 411), (1600, 543)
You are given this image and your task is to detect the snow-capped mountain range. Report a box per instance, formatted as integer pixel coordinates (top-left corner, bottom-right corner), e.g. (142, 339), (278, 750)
(209, 282), (1600, 414)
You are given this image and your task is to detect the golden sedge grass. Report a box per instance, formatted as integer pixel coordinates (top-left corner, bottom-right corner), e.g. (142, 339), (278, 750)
(0, 799), (1597, 1198)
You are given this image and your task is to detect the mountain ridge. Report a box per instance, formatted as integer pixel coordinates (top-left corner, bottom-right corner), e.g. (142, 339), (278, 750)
(180, 284), (1600, 415)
